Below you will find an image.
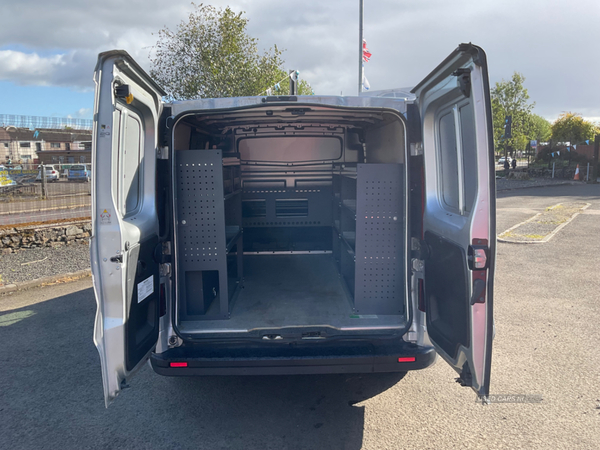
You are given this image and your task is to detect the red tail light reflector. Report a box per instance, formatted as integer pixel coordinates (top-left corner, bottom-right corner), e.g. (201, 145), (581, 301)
(170, 362), (188, 368)
(398, 357), (416, 363)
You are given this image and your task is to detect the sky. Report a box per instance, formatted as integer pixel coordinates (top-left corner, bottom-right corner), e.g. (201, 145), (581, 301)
(1, 0), (599, 123)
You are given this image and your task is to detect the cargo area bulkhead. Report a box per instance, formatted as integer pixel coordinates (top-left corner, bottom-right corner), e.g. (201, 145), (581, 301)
(168, 105), (411, 339)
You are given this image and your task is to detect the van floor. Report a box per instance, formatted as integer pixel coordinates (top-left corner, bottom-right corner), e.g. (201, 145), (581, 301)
(178, 254), (405, 335)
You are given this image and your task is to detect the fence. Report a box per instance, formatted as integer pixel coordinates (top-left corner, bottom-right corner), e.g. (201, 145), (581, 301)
(0, 163), (91, 227)
(0, 114), (92, 130)
(494, 157), (596, 181)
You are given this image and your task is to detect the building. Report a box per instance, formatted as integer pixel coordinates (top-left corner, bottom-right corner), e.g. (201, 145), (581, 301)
(0, 126), (92, 165)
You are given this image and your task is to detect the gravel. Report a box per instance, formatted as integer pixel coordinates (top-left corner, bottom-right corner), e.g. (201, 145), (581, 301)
(0, 242), (90, 285)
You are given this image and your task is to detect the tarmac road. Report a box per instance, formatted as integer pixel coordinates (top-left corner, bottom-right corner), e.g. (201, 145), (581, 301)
(0, 184), (598, 450)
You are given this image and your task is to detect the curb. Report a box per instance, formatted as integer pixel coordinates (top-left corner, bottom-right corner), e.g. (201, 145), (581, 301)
(496, 181), (581, 192)
(0, 203), (91, 216)
(0, 269), (91, 295)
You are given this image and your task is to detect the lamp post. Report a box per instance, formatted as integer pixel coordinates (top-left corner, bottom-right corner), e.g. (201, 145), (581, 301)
(358, 0), (364, 95)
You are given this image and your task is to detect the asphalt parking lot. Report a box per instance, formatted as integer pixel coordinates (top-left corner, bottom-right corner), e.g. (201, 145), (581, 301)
(0, 184), (599, 450)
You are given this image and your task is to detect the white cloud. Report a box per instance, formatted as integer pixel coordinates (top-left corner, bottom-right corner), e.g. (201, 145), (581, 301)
(0, 0), (599, 118)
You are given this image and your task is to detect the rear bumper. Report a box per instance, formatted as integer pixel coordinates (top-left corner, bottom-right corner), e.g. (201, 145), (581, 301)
(151, 343), (437, 376)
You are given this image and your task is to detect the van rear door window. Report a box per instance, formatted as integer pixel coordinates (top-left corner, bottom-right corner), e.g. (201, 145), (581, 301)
(238, 137), (342, 162)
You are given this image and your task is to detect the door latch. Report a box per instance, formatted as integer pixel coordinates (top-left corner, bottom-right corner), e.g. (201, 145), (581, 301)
(110, 255), (123, 263)
(468, 240), (489, 270)
(452, 68), (471, 98)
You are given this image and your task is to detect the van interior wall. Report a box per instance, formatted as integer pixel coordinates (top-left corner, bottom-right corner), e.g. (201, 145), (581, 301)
(172, 110), (408, 332)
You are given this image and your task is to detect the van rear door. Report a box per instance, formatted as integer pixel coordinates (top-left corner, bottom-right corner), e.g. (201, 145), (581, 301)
(412, 44), (495, 399)
(91, 50), (166, 406)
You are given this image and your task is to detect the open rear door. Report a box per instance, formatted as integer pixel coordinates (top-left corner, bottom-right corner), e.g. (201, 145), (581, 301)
(91, 50), (166, 406)
(412, 44), (495, 399)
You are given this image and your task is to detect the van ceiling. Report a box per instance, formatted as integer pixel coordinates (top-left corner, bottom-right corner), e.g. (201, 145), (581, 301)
(177, 106), (399, 136)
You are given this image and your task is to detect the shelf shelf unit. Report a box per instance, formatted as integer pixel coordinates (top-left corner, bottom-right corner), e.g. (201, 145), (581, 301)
(176, 149), (243, 321)
(332, 163), (405, 315)
(332, 168), (357, 298)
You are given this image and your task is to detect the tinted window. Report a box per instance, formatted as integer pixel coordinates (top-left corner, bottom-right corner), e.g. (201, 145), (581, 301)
(438, 111), (459, 210)
(459, 104), (477, 213)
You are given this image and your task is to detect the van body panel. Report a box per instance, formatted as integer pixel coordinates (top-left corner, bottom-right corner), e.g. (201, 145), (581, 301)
(412, 44), (494, 398)
(170, 95), (408, 117)
(91, 51), (164, 406)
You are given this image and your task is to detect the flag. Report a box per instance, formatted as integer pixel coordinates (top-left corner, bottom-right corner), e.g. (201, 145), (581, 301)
(586, 139), (590, 144)
(552, 152), (555, 157)
(557, 151), (560, 156)
(574, 144), (577, 150)
(362, 39), (372, 63)
(362, 39), (371, 91)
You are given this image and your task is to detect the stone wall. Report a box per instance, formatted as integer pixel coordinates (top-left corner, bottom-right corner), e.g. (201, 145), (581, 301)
(0, 221), (91, 254)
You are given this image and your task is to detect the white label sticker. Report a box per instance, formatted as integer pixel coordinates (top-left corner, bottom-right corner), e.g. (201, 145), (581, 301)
(137, 275), (154, 303)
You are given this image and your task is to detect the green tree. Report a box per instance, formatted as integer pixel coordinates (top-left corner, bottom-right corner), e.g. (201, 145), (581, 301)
(150, 3), (313, 100)
(491, 72), (535, 154)
(527, 114), (551, 143)
(550, 112), (599, 145)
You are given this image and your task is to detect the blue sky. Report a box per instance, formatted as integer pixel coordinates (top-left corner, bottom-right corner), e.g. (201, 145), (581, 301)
(0, 81), (93, 118)
(1, 0), (599, 123)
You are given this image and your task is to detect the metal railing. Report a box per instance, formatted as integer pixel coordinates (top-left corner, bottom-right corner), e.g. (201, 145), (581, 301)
(0, 114), (92, 130)
(0, 163), (91, 226)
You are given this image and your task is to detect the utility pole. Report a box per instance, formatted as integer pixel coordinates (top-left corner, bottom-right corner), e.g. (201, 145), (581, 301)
(41, 164), (47, 200)
(358, 0), (364, 95)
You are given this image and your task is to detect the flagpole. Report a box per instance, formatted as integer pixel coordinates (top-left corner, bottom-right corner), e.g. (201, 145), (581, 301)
(358, 0), (364, 95)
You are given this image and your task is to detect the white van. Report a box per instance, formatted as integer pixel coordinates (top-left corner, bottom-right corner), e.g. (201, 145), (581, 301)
(91, 44), (496, 407)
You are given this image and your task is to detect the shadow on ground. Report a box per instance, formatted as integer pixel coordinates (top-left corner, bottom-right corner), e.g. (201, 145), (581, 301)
(0, 287), (406, 450)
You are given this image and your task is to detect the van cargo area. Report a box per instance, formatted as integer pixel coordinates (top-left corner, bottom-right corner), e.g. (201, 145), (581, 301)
(170, 105), (410, 338)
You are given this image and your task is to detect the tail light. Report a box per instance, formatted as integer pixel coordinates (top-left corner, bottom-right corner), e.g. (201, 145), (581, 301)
(398, 357), (416, 363)
(169, 362), (188, 368)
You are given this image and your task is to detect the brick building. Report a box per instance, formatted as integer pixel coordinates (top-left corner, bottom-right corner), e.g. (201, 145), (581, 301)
(0, 126), (92, 165)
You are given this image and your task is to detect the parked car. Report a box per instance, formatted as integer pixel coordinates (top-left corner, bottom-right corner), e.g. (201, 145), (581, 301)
(36, 165), (60, 182)
(497, 156), (512, 165)
(92, 44), (496, 407)
(68, 164), (91, 182)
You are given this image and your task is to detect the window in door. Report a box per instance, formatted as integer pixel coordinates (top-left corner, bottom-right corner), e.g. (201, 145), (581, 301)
(118, 110), (143, 216)
(436, 101), (478, 215)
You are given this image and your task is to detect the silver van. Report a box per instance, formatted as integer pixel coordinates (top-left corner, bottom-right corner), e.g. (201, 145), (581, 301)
(91, 43), (495, 407)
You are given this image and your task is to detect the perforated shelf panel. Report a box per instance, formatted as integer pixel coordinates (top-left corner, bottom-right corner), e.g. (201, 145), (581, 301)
(176, 150), (229, 318)
(354, 163), (405, 315)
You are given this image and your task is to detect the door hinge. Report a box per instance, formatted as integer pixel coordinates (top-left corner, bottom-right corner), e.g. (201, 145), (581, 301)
(411, 258), (424, 273)
(157, 146), (169, 160)
(410, 142), (423, 156)
(455, 362), (473, 387)
(452, 68), (471, 98)
(159, 263), (171, 277)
